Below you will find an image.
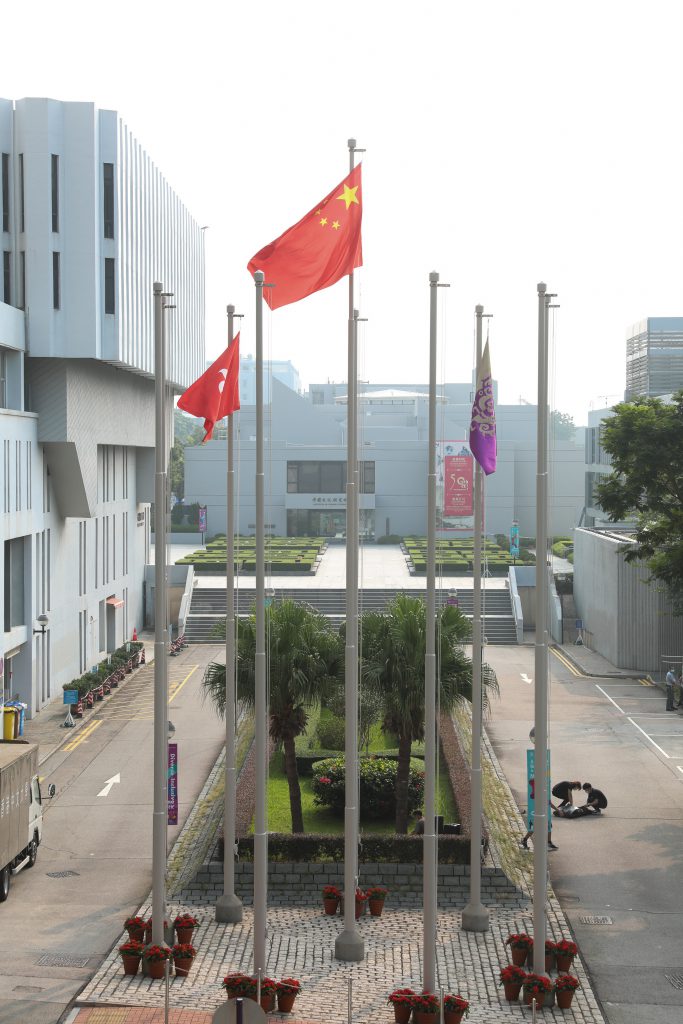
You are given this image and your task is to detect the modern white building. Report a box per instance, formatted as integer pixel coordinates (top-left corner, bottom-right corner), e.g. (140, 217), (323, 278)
(1, 97), (204, 717)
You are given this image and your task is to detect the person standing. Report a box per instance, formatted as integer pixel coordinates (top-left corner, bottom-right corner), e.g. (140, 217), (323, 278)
(666, 667), (677, 711)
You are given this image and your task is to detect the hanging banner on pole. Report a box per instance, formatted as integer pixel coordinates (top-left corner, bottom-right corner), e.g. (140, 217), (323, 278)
(168, 742), (179, 825)
(510, 521), (520, 558)
(526, 748), (552, 833)
(437, 441), (474, 530)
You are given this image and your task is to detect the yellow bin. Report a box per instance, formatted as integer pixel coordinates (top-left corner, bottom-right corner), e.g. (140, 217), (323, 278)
(2, 706), (18, 740)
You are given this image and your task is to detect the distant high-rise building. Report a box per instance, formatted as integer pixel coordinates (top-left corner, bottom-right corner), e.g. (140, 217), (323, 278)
(625, 316), (683, 399)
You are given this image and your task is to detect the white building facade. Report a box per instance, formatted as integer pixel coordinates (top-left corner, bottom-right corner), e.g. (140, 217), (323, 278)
(1, 97), (204, 717)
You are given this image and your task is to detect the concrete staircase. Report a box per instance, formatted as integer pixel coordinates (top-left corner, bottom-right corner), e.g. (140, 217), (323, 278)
(185, 586), (518, 645)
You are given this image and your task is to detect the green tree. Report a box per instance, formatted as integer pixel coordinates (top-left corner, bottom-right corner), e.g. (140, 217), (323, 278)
(170, 410), (203, 500)
(202, 600), (342, 833)
(596, 393), (683, 609)
(359, 594), (497, 834)
(551, 409), (576, 441)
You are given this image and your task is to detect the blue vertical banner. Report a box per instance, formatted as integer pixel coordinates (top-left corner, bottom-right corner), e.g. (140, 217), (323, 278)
(526, 748), (552, 833)
(510, 521), (520, 558)
(168, 741), (178, 825)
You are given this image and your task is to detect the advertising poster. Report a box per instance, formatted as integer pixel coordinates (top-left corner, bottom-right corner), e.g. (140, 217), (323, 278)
(436, 441), (474, 530)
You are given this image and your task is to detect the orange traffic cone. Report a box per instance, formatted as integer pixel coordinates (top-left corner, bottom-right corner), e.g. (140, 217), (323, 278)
(132, 627), (138, 641)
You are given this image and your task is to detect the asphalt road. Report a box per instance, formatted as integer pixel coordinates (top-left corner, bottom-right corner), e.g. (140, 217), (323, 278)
(486, 644), (683, 1024)
(0, 646), (225, 1024)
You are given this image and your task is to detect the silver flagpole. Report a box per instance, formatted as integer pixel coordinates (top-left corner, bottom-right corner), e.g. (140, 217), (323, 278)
(253, 271), (268, 972)
(462, 304), (490, 932)
(532, 282), (551, 975)
(216, 304), (243, 923)
(335, 137), (364, 962)
(151, 282), (169, 948)
(423, 271), (439, 992)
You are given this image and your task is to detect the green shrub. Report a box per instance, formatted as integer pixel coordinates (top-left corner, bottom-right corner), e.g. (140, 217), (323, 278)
(312, 756), (424, 818)
(315, 715), (346, 751)
(377, 534), (403, 544)
(234, 832), (468, 864)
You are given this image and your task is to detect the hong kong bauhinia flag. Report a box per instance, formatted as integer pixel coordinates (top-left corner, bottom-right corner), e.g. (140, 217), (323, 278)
(247, 164), (363, 310)
(177, 334), (240, 442)
(469, 340), (497, 475)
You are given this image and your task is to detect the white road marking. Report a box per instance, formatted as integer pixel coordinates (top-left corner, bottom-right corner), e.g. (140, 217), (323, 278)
(97, 773), (121, 797)
(626, 718), (670, 758)
(677, 767), (683, 774)
(521, 673), (532, 684)
(595, 685), (624, 713)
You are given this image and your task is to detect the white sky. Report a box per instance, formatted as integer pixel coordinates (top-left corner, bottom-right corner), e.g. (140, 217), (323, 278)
(3, 1), (682, 425)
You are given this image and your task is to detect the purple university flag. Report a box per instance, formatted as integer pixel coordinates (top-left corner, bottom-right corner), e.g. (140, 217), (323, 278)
(469, 340), (497, 474)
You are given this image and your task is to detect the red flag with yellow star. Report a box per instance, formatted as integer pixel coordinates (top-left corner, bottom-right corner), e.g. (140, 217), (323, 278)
(247, 164), (362, 310)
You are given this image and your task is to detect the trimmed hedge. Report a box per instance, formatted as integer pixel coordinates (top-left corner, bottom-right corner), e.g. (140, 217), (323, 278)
(62, 641), (144, 697)
(235, 832), (469, 864)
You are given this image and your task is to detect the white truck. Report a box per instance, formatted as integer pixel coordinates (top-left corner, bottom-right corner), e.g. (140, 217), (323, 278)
(0, 742), (52, 902)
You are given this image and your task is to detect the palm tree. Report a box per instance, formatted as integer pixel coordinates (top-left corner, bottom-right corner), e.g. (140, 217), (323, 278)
(360, 593), (497, 834)
(203, 599), (342, 834)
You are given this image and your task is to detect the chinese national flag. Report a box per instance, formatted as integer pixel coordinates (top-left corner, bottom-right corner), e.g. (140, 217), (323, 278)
(247, 164), (362, 310)
(177, 334), (240, 442)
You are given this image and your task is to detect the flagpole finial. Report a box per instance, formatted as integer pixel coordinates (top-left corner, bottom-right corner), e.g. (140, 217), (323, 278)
(537, 281), (547, 293)
(227, 304), (235, 315)
(254, 270), (265, 284)
(429, 271), (439, 285)
(348, 138), (356, 151)
(476, 304), (484, 314)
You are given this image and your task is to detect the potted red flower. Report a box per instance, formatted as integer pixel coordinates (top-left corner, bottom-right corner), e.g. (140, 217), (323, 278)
(119, 939), (144, 976)
(443, 993), (469, 1023)
(545, 938), (556, 972)
(124, 915), (146, 943)
(322, 884), (341, 915)
(555, 938), (578, 972)
(413, 992), (440, 1024)
(504, 932), (533, 967)
(171, 942), (196, 977)
(145, 917), (174, 947)
(555, 973), (580, 1009)
(174, 913), (198, 944)
(142, 944), (171, 980)
(499, 964), (526, 1002)
(388, 988), (415, 1024)
(522, 972), (554, 1008)
(223, 972), (253, 999)
(258, 977), (277, 1012)
(366, 885), (389, 917)
(276, 977), (302, 1014)
(354, 887), (368, 919)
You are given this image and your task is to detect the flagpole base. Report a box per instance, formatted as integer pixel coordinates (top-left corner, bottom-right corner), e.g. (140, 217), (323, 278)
(462, 901), (490, 932)
(216, 893), (243, 923)
(334, 928), (365, 962)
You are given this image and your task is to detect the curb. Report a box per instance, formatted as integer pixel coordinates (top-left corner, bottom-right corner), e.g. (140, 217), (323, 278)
(552, 645), (647, 680)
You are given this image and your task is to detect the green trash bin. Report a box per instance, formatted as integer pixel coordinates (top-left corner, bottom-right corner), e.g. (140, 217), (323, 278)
(2, 706), (18, 740)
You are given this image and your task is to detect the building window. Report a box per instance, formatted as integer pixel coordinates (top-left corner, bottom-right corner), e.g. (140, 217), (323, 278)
(52, 252), (60, 310)
(104, 258), (115, 314)
(4, 536), (25, 631)
(1, 153), (9, 232)
(103, 163), (114, 239)
(18, 154), (24, 232)
(0, 349), (6, 409)
(51, 155), (59, 232)
(3, 251), (10, 303)
(362, 461), (375, 494)
(19, 251), (25, 309)
(286, 460), (375, 494)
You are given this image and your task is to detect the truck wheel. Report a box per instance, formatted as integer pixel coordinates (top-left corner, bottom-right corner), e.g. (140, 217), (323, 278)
(27, 838), (38, 869)
(0, 866), (10, 902)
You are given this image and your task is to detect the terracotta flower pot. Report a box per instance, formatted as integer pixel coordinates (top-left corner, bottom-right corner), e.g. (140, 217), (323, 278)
(444, 1011), (464, 1024)
(369, 899), (384, 917)
(415, 1012), (439, 1024)
(175, 926), (195, 944)
(556, 989), (575, 1009)
(323, 898), (339, 916)
(503, 981), (522, 1001)
(126, 926), (145, 943)
(392, 1004), (411, 1024)
(146, 959), (167, 980)
(511, 947), (528, 967)
(524, 988), (553, 1008)
(545, 953), (555, 973)
(121, 955), (140, 976)
(260, 993), (275, 1012)
(556, 954), (574, 972)
(354, 900), (365, 920)
(173, 957), (194, 977)
(277, 993), (297, 1013)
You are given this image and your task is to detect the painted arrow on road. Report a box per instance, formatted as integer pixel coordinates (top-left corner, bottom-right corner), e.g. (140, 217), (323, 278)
(97, 774), (120, 797)
(520, 673), (532, 685)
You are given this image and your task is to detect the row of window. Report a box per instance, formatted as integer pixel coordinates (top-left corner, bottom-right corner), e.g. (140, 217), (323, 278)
(2, 438), (32, 513)
(286, 460), (376, 494)
(1, 249), (115, 314)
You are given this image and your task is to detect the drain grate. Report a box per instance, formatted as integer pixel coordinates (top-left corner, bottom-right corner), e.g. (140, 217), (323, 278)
(37, 954), (90, 968)
(46, 870), (80, 878)
(579, 915), (613, 925)
(666, 975), (683, 990)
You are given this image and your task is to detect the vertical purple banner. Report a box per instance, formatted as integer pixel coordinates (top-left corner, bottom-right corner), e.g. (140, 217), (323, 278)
(168, 741), (178, 825)
(198, 505), (207, 533)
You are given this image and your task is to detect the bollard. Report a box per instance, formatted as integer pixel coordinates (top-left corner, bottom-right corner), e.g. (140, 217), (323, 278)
(257, 968), (262, 1006)
(75, 699), (83, 718)
(86, 690), (94, 709)
(236, 998), (244, 1024)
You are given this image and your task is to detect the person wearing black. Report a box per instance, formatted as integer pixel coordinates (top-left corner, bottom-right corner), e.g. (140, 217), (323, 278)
(551, 780), (582, 814)
(580, 782), (608, 814)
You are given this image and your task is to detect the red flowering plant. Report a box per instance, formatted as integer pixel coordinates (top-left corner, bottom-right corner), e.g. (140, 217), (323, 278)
(142, 944), (170, 963)
(545, 939), (556, 953)
(119, 940), (144, 957)
(319, 776), (332, 784)
(521, 973), (553, 997)
(412, 993), (440, 1014)
(259, 977), (278, 997)
(555, 939), (578, 957)
(388, 988), (415, 1007)
(355, 887), (368, 902)
(174, 913), (198, 928)
(555, 974), (580, 991)
(124, 915), (146, 930)
(443, 994), (469, 1015)
(499, 965), (527, 985)
(277, 978), (302, 995)
(171, 943), (196, 960)
(366, 886), (389, 900)
(322, 884), (342, 899)
(505, 932), (533, 950)
(223, 972), (254, 996)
